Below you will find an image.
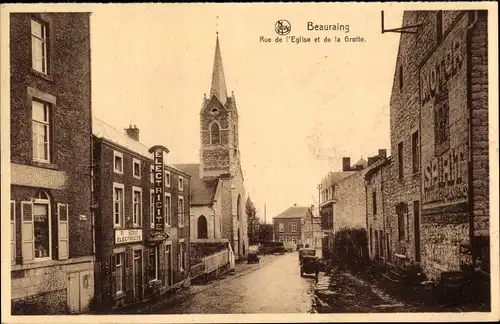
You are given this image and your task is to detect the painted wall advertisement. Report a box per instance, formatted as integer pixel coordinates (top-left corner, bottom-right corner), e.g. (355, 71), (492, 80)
(420, 14), (469, 211)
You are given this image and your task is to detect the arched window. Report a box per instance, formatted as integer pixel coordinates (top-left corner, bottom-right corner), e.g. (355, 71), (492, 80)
(197, 215), (208, 239)
(210, 122), (220, 144)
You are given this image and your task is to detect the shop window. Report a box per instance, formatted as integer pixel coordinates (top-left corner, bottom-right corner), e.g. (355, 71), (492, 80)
(149, 246), (160, 281)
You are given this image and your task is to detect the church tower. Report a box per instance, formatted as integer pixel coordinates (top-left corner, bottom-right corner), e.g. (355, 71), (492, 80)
(200, 34), (240, 179)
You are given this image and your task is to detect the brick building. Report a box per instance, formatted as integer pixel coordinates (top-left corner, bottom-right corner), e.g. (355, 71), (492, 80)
(92, 118), (191, 311)
(9, 13), (94, 314)
(174, 34), (248, 260)
(387, 10), (489, 282)
(273, 204), (308, 249)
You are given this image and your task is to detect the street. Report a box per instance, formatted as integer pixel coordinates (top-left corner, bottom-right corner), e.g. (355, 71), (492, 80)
(164, 252), (316, 314)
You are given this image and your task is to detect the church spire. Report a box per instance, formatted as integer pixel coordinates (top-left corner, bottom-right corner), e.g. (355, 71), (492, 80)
(210, 33), (228, 105)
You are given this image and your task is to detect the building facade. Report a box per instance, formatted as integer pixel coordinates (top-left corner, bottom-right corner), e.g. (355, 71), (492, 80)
(175, 34), (248, 260)
(387, 10), (489, 281)
(10, 13), (94, 314)
(92, 119), (191, 311)
(319, 151), (386, 260)
(273, 205), (308, 249)
(301, 209), (323, 249)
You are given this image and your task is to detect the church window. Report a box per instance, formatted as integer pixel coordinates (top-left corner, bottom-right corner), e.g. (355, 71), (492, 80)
(210, 107), (219, 115)
(210, 122), (220, 144)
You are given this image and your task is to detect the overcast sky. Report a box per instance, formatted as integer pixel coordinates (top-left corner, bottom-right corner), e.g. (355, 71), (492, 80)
(90, 4), (403, 222)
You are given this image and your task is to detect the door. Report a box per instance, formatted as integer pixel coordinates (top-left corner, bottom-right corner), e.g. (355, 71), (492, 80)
(68, 272), (80, 313)
(413, 201), (421, 262)
(68, 271), (93, 313)
(133, 250), (143, 301)
(165, 244), (172, 287)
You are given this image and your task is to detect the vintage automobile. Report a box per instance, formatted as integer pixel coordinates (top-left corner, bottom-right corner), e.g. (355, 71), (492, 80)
(300, 255), (319, 279)
(258, 241), (286, 255)
(247, 252), (260, 264)
(298, 247), (316, 262)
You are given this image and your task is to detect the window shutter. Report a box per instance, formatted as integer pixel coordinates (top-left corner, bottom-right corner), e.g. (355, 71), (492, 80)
(57, 203), (69, 260)
(125, 251), (132, 293)
(21, 201), (34, 263)
(110, 254), (116, 298)
(11, 201), (16, 264)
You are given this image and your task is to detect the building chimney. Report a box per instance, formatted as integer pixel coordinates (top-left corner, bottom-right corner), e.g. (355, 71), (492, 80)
(378, 149), (387, 159)
(368, 157), (377, 166)
(125, 124), (140, 141)
(342, 157), (351, 171)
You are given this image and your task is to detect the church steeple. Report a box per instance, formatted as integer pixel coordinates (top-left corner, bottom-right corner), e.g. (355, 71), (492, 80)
(210, 34), (228, 105)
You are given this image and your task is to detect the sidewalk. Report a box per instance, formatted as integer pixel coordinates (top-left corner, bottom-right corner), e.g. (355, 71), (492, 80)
(108, 253), (279, 314)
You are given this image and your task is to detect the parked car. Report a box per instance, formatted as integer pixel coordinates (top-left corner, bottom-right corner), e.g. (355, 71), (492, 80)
(300, 255), (319, 280)
(298, 247), (316, 262)
(258, 241), (285, 255)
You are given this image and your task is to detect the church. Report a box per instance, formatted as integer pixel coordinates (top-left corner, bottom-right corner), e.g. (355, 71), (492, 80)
(174, 34), (249, 260)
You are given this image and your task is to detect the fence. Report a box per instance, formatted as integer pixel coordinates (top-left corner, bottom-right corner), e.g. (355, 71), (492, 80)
(204, 249), (229, 274)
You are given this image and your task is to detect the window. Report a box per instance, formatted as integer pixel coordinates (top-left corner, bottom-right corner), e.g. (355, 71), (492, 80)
(279, 223), (284, 233)
(150, 165), (154, 184)
(20, 192), (69, 262)
(434, 91), (450, 155)
(278, 236), (284, 242)
(31, 18), (48, 74)
(113, 183), (124, 227)
(399, 65), (403, 90)
(165, 193), (172, 226)
(210, 122), (220, 144)
(291, 223), (297, 232)
(436, 11), (443, 44)
(397, 202), (408, 240)
(150, 190), (154, 229)
(115, 253), (124, 293)
(286, 236), (291, 242)
(133, 158), (141, 179)
(398, 142), (404, 179)
(292, 237), (297, 244)
(372, 191), (377, 216)
(178, 177), (184, 191)
(132, 187), (142, 226)
(32, 100), (51, 163)
(165, 171), (171, 187)
(149, 246), (160, 281)
(412, 131), (420, 174)
(11, 201), (16, 264)
(178, 196), (184, 227)
(114, 151), (123, 174)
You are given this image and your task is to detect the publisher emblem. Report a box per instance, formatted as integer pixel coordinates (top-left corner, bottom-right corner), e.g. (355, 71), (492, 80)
(275, 20), (291, 35)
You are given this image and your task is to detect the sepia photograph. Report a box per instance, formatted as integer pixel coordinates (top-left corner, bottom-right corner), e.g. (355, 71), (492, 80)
(0, 2), (498, 323)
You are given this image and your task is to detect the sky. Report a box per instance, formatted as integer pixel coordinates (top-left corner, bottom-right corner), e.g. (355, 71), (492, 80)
(89, 4), (403, 222)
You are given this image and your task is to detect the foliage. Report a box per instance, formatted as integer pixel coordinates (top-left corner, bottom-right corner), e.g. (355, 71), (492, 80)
(258, 224), (274, 242)
(246, 197), (260, 244)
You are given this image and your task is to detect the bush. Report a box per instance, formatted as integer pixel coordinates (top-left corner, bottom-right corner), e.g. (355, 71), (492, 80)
(329, 227), (369, 269)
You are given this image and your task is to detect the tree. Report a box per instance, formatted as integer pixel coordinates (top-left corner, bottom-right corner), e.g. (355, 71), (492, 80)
(258, 224), (274, 242)
(246, 197), (259, 244)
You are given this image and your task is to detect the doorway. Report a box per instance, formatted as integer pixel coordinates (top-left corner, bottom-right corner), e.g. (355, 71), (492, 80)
(197, 215), (208, 239)
(413, 201), (421, 262)
(133, 250), (143, 301)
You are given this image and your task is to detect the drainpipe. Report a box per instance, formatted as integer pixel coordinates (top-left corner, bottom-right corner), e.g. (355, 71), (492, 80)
(466, 10), (479, 269)
(381, 163), (386, 261)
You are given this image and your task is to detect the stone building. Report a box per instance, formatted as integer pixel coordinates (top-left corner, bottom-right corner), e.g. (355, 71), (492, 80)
(301, 208), (323, 249)
(9, 13), (94, 314)
(174, 34), (248, 260)
(273, 204), (307, 249)
(319, 151), (386, 260)
(92, 118), (191, 311)
(387, 10), (489, 281)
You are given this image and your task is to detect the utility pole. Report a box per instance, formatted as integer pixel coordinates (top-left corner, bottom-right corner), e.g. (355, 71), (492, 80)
(316, 184), (322, 248)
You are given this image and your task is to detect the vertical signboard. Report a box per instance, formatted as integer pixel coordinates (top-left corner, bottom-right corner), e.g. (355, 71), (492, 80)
(149, 145), (170, 232)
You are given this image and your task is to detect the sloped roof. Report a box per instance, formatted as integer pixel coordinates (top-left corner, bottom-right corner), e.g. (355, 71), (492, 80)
(353, 157), (368, 168)
(92, 117), (152, 159)
(173, 163), (218, 205)
(210, 35), (228, 105)
(322, 171), (357, 188)
(274, 205), (312, 219)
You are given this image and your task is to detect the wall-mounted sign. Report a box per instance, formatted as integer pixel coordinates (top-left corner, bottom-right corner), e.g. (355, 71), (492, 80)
(149, 145), (170, 232)
(115, 229), (143, 244)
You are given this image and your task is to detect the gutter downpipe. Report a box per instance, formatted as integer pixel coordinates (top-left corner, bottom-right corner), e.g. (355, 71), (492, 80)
(466, 10), (478, 270)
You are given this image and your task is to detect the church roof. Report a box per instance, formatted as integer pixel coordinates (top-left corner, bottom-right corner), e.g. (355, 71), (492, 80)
(274, 205), (312, 220)
(173, 163), (219, 206)
(210, 34), (228, 105)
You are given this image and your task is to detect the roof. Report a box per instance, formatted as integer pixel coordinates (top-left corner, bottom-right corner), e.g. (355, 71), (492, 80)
(321, 171), (357, 188)
(353, 157), (368, 168)
(92, 117), (184, 174)
(274, 205), (312, 219)
(209, 35), (228, 105)
(173, 163), (218, 205)
(93, 117), (152, 159)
